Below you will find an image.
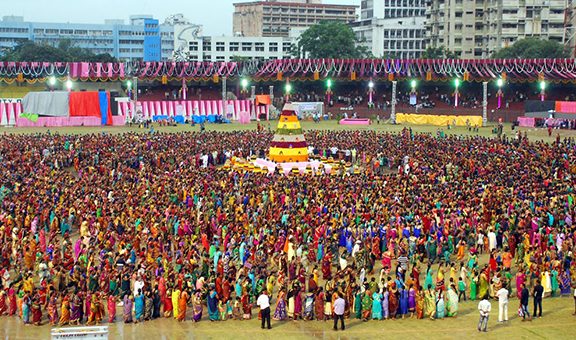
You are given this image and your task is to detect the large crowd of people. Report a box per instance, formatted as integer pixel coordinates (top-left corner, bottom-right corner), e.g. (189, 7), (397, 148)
(0, 127), (575, 330)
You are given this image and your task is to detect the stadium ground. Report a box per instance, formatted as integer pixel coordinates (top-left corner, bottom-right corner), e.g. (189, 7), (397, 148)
(1, 121), (575, 144)
(0, 293), (573, 339)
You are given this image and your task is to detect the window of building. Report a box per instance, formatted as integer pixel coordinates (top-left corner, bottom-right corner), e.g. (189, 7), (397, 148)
(60, 29), (73, 35)
(455, 12), (463, 17)
(74, 30), (88, 35)
(255, 42), (265, 51)
(189, 42), (198, 51)
(230, 42), (239, 52)
(216, 42), (225, 52)
(203, 44), (211, 51)
(216, 56), (225, 61)
(241, 42), (252, 51)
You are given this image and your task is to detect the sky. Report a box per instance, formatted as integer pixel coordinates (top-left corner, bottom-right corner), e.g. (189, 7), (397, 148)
(6, 0), (361, 35)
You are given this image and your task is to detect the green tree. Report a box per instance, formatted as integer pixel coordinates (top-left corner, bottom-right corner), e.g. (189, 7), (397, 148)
(492, 38), (569, 59)
(1, 39), (117, 62)
(230, 56), (252, 62)
(421, 46), (458, 59)
(1, 41), (69, 62)
(380, 52), (400, 59)
(293, 21), (370, 59)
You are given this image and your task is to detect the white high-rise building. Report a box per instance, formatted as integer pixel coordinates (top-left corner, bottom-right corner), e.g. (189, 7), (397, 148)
(426, 0), (568, 59)
(352, 0), (427, 58)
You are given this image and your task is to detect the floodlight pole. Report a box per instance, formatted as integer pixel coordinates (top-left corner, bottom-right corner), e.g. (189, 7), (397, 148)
(133, 76), (138, 120)
(482, 81), (488, 127)
(221, 76), (227, 120)
(269, 85), (274, 121)
(391, 80), (397, 124)
(134, 77), (138, 104)
(251, 85), (256, 120)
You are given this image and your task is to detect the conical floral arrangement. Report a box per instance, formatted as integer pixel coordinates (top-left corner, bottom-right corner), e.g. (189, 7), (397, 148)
(269, 103), (308, 163)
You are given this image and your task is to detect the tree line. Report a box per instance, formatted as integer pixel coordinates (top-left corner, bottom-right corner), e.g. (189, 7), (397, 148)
(1, 39), (117, 62)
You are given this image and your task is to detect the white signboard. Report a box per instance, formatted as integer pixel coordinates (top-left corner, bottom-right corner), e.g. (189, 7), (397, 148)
(51, 326), (108, 340)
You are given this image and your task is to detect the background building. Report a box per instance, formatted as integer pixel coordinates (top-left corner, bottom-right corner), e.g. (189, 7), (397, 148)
(176, 31), (293, 62)
(0, 15), (174, 61)
(426, 0), (567, 59)
(172, 16), (294, 62)
(353, 0), (426, 58)
(233, 0), (357, 37)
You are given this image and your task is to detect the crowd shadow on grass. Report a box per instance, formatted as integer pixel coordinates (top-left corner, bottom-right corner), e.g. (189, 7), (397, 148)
(270, 319), (291, 329)
(341, 319), (363, 330)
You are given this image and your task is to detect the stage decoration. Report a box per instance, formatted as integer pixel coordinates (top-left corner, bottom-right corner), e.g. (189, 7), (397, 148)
(1, 59), (576, 83)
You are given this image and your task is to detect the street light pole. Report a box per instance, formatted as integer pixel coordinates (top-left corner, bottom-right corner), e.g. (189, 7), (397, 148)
(482, 81), (488, 126)
(134, 76), (139, 120)
(222, 76), (227, 119)
(268, 85), (274, 121)
(251, 85), (256, 120)
(391, 80), (397, 124)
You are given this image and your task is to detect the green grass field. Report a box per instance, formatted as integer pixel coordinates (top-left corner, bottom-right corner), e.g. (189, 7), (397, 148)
(1, 295), (572, 339)
(0, 120), (573, 144)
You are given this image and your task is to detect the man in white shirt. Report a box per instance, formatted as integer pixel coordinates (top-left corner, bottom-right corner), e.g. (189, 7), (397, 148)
(487, 229), (497, 251)
(257, 290), (271, 329)
(333, 293), (346, 331)
(478, 298), (491, 332)
(134, 275), (145, 296)
(496, 286), (509, 322)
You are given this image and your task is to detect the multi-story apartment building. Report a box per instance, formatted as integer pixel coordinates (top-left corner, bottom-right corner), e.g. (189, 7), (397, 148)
(0, 15), (174, 61)
(233, 0), (358, 37)
(426, 0), (567, 59)
(353, 0), (427, 58)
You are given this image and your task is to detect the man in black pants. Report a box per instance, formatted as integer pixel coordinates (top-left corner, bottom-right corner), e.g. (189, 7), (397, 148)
(333, 292), (346, 331)
(533, 280), (544, 318)
(520, 283), (531, 321)
(257, 290), (271, 329)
